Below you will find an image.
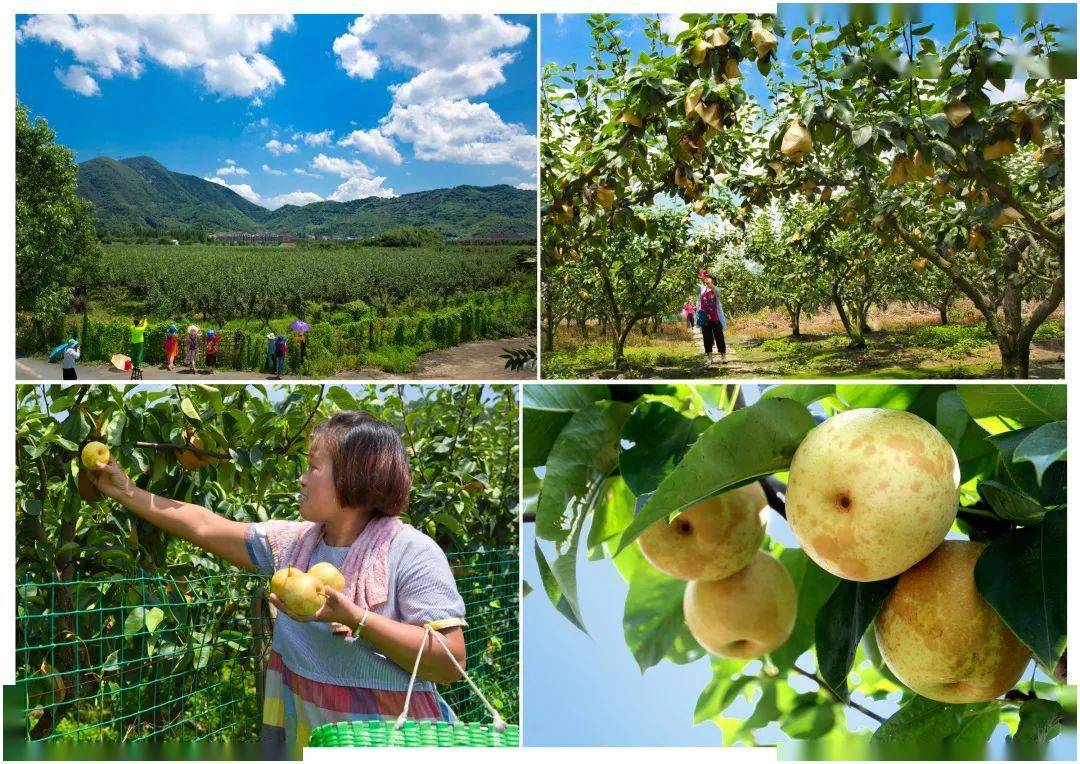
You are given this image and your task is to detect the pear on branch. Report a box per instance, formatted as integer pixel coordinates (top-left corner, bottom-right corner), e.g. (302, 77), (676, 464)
(983, 139), (1016, 161)
(968, 224), (988, 250)
(911, 149), (934, 180)
(688, 41), (710, 67)
(992, 206), (1023, 229)
(944, 100), (972, 128)
(723, 58), (742, 80)
(617, 110), (643, 128)
(751, 23), (778, 60)
(706, 27), (730, 48)
(684, 90), (702, 120)
(780, 119), (813, 162)
(887, 153), (913, 186)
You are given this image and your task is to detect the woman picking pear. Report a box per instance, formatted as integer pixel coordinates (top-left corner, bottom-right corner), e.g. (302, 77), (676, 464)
(84, 411), (466, 758)
(696, 270), (728, 367)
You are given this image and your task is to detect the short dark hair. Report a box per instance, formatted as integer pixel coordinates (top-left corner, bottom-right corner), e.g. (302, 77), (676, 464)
(309, 411), (411, 516)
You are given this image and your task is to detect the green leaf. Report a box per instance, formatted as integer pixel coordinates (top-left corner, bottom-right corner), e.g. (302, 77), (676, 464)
(959, 385), (1066, 430)
(871, 696), (964, 748)
(325, 386), (358, 411)
(619, 400), (710, 495)
(836, 384), (922, 411)
(771, 549), (840, 672)
(587, 477), (634, 550)
(144, 607), (165, 633)
(852, 125), (873, 147)
(935, 390), (997, 482)
(815, 577), (896, 701)
(694, 659), (753, 724)
(536, 401), (633, 543)
(524, 384), (610, 412)
(534, 540), (586, 632)
(762, 384), (835, 406)
(523, 408), (573, 468)
(618, 398), (816, 552)
(1013, 698), (1064, 750)
(947, 704), (1000, 751)
(977, 480), (1047, 525)
(988, 427), (1066, 507)
(781, 700), (835, 740)
(123, 607), (146, 636)
(179, 397), (201, 421)
(1013, 421), (1066, 484)
(622, 563), (694, 672)
(974, 511), (1066, 667)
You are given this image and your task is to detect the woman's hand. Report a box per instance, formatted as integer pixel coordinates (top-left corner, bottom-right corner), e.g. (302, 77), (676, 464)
(269, 588), (360, 628)
(88, 458), (136, 500)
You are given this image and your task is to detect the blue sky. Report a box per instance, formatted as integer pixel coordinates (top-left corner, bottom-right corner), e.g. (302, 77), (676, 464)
(16, 14), (537, 209)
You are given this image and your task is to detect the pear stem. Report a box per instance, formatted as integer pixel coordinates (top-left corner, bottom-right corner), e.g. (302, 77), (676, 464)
(789, 665), (888, 724)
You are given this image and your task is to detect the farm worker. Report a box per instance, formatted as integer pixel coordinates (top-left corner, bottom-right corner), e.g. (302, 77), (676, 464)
(274, 335), (287, 379)
(163, 326), (179, 371)
(129, 316), (148, 371)
(205, 330), (220, 374)
(186, 325), (201, 373)
(682, 297), (695, 331)
(265, 332), (277, 373)
(83, 411), (467, 759)
(697, 270), (728, 367)
(61, 339), (80, 381)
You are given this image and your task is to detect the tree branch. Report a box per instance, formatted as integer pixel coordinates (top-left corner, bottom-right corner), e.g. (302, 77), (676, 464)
(790, 665), (888, 724)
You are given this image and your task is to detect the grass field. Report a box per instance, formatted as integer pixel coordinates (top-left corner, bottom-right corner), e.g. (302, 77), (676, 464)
(541, 303), (1065, 380)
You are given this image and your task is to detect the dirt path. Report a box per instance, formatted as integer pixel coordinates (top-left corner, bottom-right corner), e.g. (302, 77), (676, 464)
(359, 337), (537, 380)
(17, 337), (538, 382)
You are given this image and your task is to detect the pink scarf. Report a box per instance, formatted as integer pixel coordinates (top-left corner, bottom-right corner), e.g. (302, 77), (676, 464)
(266, 515), (405, 634)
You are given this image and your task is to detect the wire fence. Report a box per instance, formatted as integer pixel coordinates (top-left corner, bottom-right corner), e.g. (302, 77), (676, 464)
(15, 549), (519, 744)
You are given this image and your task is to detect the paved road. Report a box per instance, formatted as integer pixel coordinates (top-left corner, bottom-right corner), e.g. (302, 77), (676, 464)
(15, 357), (289, 382)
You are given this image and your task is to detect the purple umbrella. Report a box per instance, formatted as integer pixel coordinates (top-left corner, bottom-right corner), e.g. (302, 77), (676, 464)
(290, 320), (311, 334)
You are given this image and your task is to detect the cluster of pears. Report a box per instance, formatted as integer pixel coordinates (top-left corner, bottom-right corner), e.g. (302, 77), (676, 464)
(269, 563), (346, 617)
(640, 408), (1033, 704)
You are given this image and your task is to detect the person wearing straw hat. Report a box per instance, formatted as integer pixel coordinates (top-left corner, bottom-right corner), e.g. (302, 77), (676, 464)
(84, 410), (466, 759)
(265, 331), (277, 374)
(163, 325), (179, 371)
(204, 329), (220, 374)
(185, 325), (201, 373)
(129, 316), (148, 371)
(60, 339), (80, 380)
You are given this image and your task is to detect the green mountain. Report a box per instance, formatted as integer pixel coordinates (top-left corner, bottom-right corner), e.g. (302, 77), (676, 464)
(76, 155), (535, 239)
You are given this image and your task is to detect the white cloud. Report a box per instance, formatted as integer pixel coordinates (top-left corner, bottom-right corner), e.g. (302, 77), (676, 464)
(381, 98), (535, 170)
(332, 15), (528, 104)
(328, 176), (395, 201)
(262, 164), (286, 176)
(265, 139), (297, 156)
(215, 159), (249, 176)
(204, 176), (261, 204)
(293, 167), (320, 177)
(18, 14), (293, 98)
(312, 154), (374, 178)
(297, 130), (333, 146)
(515, 181), (536, 191)
(659, 15), (689, 41)
(337, 128), (402, 164)
(54, 65), (100, 96)
(263, 190), (324, 209)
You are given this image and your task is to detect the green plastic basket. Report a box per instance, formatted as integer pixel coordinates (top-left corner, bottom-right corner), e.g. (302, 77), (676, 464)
(308, 720), (520, 748)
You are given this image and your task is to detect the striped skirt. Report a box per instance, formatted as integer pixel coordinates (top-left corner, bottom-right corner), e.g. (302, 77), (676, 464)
(260, 650), (453, 759)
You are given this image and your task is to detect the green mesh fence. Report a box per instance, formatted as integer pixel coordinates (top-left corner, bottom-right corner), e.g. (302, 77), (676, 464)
(15, 549), (519, 744)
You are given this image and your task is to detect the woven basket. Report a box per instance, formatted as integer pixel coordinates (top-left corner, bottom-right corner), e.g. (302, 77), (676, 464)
(308, 719), (520, 748)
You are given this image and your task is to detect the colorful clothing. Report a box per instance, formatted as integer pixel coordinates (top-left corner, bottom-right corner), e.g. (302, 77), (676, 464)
(186, 334), (199, 364)
(205, 336), (219, 367)
(164, 334), (178, 364)
(129, 319), (148, 344)
(245, 521), (465, 759)
(698, 286), (728, 329)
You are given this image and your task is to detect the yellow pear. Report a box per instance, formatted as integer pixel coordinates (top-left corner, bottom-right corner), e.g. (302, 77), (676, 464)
(689, 41), (709, 67)
(944, 101), (972, 128)
(684, 90), (702, 120)
(780, 119), (813, 162)
(875, 541), (1032, 703)
(638, 482), (767, 581)
(177, 431), (212, 471)
(593, 185), (616, 209)
(992, 206), (1023, 229)
(282, 572), (327, 617)
(983, 139), (1016, 161)
(751, 24), (778, 60)
(617, 111), (643, 128)
(786, 408), (960, 582)
(912, 257), (928, 273)
(307, 562), (346, 593)
(684, 551), (796, 658)
(81, 441), (111, 470)
(270, 567), (303, 599)
(969, 225), (988, 250)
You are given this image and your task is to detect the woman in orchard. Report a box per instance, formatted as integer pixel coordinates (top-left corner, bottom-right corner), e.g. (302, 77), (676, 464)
(185, 325), (200, 374)
(85, 411), (467, 759)
(682, 296), (696, 333)
(163, 326), (179, 371)
(129, 316), (148, 372)
(696, 270), (728, 366)
(204, 329), (220, 374)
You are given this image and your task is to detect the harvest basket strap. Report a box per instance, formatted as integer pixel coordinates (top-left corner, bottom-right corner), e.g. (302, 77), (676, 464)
(395, 622), (506, 733)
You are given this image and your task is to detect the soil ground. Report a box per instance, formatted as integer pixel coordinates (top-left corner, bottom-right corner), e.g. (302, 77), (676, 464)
(17, 337), (538, 382)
